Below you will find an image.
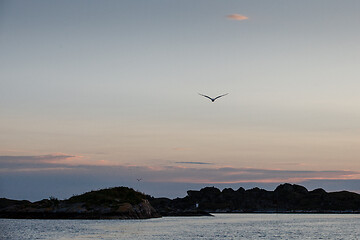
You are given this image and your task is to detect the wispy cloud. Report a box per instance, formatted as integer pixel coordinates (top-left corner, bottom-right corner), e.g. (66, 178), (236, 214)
(175, 162), (212, 165)
(2, 155), (359, 184)
(0, 154), (76, 163)
(0, 154), (80, 169)
(172, 147), (189, 151)
(227, 14), (249, 21)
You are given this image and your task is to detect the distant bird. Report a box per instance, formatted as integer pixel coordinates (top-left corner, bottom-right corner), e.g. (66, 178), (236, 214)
(136, 178), (142, 182)
(198, 93), (229, 102)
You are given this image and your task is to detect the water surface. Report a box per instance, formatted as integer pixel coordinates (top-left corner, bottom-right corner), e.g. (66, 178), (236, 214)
(1, 214), (359, 239)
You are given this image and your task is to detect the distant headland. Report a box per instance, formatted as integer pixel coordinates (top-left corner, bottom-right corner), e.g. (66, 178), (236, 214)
(1, 183), (360, 219)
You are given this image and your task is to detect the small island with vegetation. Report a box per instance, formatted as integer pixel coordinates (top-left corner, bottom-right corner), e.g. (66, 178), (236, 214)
(0, 187), (160, 219)
(1, 183), (360, 219)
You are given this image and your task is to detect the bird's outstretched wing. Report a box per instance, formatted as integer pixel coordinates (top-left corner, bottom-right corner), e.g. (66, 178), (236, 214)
(198, 93), (214, 101)
(213, 93), (229, 100)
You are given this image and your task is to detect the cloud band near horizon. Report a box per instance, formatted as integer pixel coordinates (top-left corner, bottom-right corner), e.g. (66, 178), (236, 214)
(1, 154), (359, 184)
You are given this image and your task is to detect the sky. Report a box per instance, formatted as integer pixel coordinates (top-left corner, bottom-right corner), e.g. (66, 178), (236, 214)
(1, 0), (360, 201)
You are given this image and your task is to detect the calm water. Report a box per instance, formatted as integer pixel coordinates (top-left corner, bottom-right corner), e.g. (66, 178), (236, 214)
(1, 214), (360, 240)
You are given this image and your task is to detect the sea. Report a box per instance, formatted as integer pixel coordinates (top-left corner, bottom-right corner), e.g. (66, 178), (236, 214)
(1, 214), (360, 240)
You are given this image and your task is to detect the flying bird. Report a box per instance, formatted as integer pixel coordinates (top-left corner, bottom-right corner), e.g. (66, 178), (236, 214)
(198, 93), (229, 102)
(136, 178), (142, 182)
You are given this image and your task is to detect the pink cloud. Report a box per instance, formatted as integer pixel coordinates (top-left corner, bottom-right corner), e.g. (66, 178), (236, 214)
(227, 14), (249, 21)
(2, 155), (360, 185)
(172, 147), (189, 151)
(0, 154), (77, 164)
(111, 165), (360, 184)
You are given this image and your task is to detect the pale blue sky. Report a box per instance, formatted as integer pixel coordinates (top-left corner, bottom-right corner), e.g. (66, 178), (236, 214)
(1, 0), (360, 200)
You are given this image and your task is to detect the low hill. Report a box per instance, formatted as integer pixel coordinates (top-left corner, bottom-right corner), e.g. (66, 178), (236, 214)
(0, 187), (160, 219)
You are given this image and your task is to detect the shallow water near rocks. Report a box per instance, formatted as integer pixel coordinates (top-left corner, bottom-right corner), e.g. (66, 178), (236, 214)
(1, 214), (360, 239)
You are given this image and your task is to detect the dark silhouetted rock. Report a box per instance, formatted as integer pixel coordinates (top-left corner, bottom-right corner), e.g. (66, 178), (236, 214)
(149, 183), (360, 214)
(3, 183), (360, 219)
(0, 187), (160, 219)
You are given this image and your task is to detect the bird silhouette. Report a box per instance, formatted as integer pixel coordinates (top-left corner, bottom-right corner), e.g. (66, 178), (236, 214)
(198, 93), (229, 102)
(136, 178), (142, 182)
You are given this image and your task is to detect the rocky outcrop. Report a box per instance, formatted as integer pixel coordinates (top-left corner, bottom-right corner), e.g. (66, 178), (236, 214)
(148, 183), (360, 214)
(2, 184), (360, 219)
(0, 187), (160, 219)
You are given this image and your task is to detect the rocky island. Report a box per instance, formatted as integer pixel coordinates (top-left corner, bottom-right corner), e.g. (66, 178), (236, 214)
(1, 183), (360, 219)
(149, 183), (360, 214)
(0, 187), (160, 219)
